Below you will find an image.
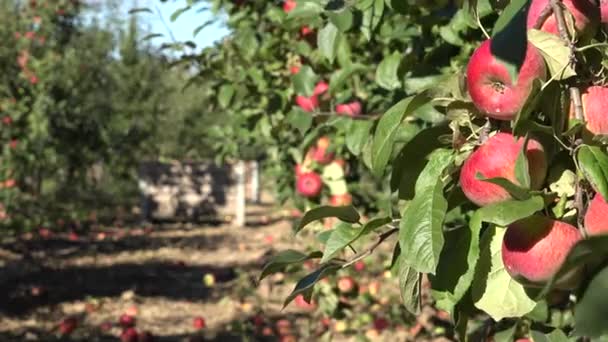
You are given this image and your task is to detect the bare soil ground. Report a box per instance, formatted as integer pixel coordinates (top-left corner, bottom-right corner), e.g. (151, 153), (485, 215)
(0, 195), (450, 341)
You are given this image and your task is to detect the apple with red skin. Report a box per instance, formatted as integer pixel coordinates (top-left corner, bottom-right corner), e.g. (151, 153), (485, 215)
(335, 101), (362, 117)
(572, 86), (608, 135)
(527, 0), (599, 39)
(337, 276), (357, 293)
(300, 26), (313, 36)
(459, 132), (547, 207)
(282, 0), (296, 13)
(502, 215), (581, 287)
(310, 136), (334, 164)
(354, 261), (365, 272)
(119, 314), (136, 328)
(295, 95), (318, 112)
(296, 172), (322, 197)
(294, 294), (316, 310)
(601, 0), (608, 23)
(58, 317), (78, 335)
(329, 193), (352, 206)
(313, 81), (329, 96)
(584, 194), (608, 235)
(290, 65), (300, 75)
(466, 40), (547, 120)
(373, 317), (390, 332)
(193, 316), (206, 329)
(121, 327), (139, 342)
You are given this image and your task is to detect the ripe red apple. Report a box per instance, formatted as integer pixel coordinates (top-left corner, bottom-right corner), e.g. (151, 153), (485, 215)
(335, 101), (362, 117)
(300, 26), (313, 36)
(337, 276), (357, 293)
(2, 116), (12, 125)
(329, 193), (352, 206)
(373, 317), (390, 332)
(572, 86), (608, 135)
(118, 314), (136, 328)
(276, 319), (292, 335)
(313, 81), (329, 96)
(502, 215), (581, 286)
(466, 40), (547, 120)
(354, 261), (365, 272)
(58, 317), (78, 335)
(9, 139), (17, 149)
(527, 0), (599, 39)
(295, 95), (318, 112)
(601, 0), (608, 23)
(290, 65), (300, 75)
(459, 132), (547, 207)
(311, 136), (334, 164)
(121, 327), (139, 342)
(193, 316), (206, 329)
(294, 294), (316, 310)
(296, 172), (322, 197)
(282, 0), (296, 13)
(251, 314), (265, 327)
(584, 194), (608, 235)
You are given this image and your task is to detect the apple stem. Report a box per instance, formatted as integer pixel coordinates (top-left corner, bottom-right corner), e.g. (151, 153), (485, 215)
(533, 4), (554, 30)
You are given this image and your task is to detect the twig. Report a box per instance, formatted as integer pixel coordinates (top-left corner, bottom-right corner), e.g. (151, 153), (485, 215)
(533, 4), (554, 30)
(341, 227), (399, 269)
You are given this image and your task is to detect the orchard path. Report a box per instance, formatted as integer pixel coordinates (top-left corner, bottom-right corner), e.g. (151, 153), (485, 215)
(0, 193), (445, 341)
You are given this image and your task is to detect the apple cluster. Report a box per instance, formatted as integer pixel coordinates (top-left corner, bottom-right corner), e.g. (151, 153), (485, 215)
(461, 0), (608, 287)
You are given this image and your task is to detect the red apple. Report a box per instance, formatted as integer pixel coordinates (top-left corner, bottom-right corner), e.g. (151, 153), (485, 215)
(294, 294), (316, 310)
(528, 0), (599, 39)
(118, 314), (136, 328)
(296, 172), (322, 197)
(121, 327), (139, 342)
(502, 215), (581, 286)
(466, 40), (547, 120)
(251, 314), (265, 327)
(295, 95), (318, 112)
(354, 261), (365, 272)
(373, 317), (390, 332)
(193, 316), (206, 329)
(602, 0), (608, 23)
(58, 317), (78, 335)
(459, 132), (547, 207)
(282, 0), (296, 13)
(313, 81), (329, 96)
(329, 193), (352, 206)
(290, 65), (300, 75)
(584, 193), (608, 235)
(2, 116), (12, 125)
(335, 101), (362, 117)
(9, 139), (17, 149)
(311, 136), (334, 164)
(337, 276), (357, 293)
(300, 26), (313, 36)
(572, 86), (608, 135)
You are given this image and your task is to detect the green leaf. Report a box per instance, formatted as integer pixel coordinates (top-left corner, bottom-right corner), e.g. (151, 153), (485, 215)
(328, 8), (354, 32)
(476, 174), (532, 200)
(260, 250), (323, 281)
(514, 136), (531, 188)
(284, 264), (341, 308)
(292, 65), (319, 97)
(397, 256), (422, 314)
(399, 180), (448, 274)
(529, 29), (576, 80)
(193, 20), (215, 37)
(472, 227), (536, 321)
(494, 325), (517, 342)
(286, 109), (313, 134)
(360, 0), (384, 40)
(530, 329), (569, 342)
(328, 64), (367, 93)
(376, 51), (402, 90)
(286, 1), (324, 19)
(170, 6), (191, 22)
(577, 145), (608, 200)
(318, 22), (341, 63)
(477, 196), (544, 226)
(490, 0), (529, 82)
(218, 84), (235, 109)
(371, 93), (431, 177)
(346, 120), (374, 156)
(391, 124), (451, 199)
(296, 205), (360, 234)
(574, 265), (608, 337)
(321, 217), (391, 263)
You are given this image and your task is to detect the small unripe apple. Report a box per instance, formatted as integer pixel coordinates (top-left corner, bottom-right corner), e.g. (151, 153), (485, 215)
(459, 132), (547, 207)
(121, 327), (139, 342)
(329, 193), (352, 206)
(528, 0), (599, 39)
(502, 215), (581, 286)
(572, 86), (608, 135)
(282, 0), (296, 13)
(118, 314), (136, 328)
(296, 172), (322, 197)
(584, 194), (608, 235)
(335, 101), (362, 117)
(193, 316), (206, 329)
(295, 95), (318, 112)
(337, 276), (357, 293)
(466, 40), (546, 120)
